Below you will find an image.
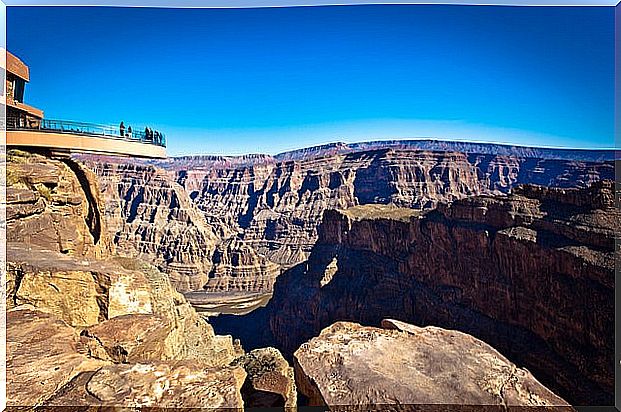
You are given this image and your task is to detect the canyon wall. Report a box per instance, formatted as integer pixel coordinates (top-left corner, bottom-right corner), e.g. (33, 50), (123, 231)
(206, 237), (282, 292)
(177, 148), (613, 269)
(271, 139), (615, 162)
(87, 160), (280, 293)
(88, 161), (221, 291)
(212, 180), (616, 406)
(83, 146), (613, 296)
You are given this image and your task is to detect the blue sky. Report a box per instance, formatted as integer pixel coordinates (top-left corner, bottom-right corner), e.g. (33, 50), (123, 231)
(7, 5), (615, 155)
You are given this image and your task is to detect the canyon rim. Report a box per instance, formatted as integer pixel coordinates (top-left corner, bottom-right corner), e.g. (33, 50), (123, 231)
(19, 139), (609, 408)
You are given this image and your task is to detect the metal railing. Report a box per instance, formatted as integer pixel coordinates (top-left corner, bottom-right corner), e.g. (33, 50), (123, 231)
(7, 117), (167, 148)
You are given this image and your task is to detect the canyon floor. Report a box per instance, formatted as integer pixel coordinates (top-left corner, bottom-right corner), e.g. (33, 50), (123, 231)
(186, 290), (273, 316)
(6, 140), (616, 409)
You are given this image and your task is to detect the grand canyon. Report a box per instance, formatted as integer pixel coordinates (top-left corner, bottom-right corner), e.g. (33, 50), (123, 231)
(6, 139), (616, 409)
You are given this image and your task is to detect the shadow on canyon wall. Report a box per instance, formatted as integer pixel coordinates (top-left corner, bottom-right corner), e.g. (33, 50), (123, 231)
(211, 181), (616, 406)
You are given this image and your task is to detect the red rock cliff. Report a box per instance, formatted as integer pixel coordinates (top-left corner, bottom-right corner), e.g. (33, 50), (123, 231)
(255, 180), (616, 405)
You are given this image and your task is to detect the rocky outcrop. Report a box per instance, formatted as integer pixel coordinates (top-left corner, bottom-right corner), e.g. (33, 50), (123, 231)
(6, 247), (241, 363)
(5, 150), (294, 409)
(5, 244), (253, 409)
(214, 180), (616, 405)
(6, 308), (111, 407)
(6, 150), (113, 259)
(294, 320), (572, 409)
(6, 248), (249, 408)
(7, 245), (241, 363)
(53, 362), (246, 409)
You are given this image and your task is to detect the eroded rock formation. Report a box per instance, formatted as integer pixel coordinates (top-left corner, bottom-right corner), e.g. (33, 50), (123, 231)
(6, 244), (246, 406)
(214, 180), (616, 406)
(82, 145), (612, 296)
(7, 150), (113, 259)
(86, 161), (222, 292)
(5, 150), (291, 410)
(205, 237), (281, 292)
(294, 320), (572, 409)
(86, 159), (282, 295)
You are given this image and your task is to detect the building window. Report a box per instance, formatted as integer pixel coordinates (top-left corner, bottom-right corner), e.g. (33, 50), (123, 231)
(13, 78), (25, 103)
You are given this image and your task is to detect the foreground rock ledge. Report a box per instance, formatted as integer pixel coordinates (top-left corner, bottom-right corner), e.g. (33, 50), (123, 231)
(294, 320), (573, 410)
(47, 361), (247, 408)
(6, 150), (297, 410)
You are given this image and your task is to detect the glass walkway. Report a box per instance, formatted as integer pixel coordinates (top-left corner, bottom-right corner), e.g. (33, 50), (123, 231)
(7, 118), (166, 148)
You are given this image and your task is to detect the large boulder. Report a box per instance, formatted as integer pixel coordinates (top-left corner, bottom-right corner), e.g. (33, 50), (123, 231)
(294, 320), (573, 410)
(234, 347), (297, 408)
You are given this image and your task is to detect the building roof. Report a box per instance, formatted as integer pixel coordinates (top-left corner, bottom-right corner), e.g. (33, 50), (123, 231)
(6, 51), (30, 82)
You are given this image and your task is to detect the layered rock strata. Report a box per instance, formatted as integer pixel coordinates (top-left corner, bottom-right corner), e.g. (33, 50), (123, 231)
(271, 139), (614, 162)
(179, 148), (613, 269)
(294, 320), (572, 409)
(87, 159), (282, 295)
(85, 161), (222, 292)
(83, 147), (613, 295)
(204, 237), (281, 292)
(187, 150), (482, 267)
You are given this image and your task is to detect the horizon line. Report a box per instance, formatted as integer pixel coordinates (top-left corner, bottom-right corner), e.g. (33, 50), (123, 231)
(166, 137), (618, 158)
(4, 1), (620, 7)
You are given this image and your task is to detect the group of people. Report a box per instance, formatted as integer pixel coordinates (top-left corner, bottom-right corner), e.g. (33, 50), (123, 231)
(119, 121), (163, 144)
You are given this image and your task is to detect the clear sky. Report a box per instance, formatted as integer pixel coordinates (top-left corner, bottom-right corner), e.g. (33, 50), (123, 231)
(7, 5), (615, 156)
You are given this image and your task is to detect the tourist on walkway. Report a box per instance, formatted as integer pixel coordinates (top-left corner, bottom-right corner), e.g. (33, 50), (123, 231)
(120, 121), (125, 137)
(127, 126), (133, 138)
